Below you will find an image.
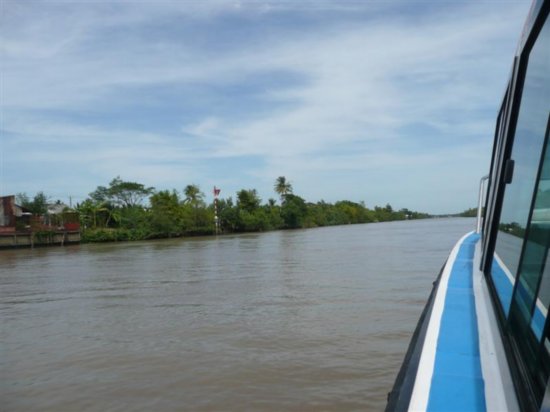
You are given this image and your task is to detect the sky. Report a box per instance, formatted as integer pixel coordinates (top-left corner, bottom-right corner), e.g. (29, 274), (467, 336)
(0, 0), (532, 214)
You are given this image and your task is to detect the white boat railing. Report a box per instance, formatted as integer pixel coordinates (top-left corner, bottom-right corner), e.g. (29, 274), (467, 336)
(476, 175), (490, 234)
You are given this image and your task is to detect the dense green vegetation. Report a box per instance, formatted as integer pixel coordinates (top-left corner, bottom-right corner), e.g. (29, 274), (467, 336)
(458, 207), (479, 217)
(499, 222), (525, 238)
(19, 176), (431, 243)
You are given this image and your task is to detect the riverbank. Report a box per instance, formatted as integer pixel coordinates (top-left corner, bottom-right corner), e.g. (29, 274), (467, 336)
(12, 177), (434, 246)
(80, 214), (433, 244)
(0, 231), (81, 249)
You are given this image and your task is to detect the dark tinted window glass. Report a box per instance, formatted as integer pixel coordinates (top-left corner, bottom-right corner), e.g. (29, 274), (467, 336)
(522, 138), (550, 339)
(506, 16), (550, 409)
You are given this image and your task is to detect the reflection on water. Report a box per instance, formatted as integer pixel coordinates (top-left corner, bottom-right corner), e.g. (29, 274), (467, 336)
(1, 218), (474, 411)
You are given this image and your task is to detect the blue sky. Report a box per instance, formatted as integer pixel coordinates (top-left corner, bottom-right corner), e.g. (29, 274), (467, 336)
(0, 0), (531, 214)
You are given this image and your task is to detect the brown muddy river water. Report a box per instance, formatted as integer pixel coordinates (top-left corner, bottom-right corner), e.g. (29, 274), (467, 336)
(1, 218), (474, 411)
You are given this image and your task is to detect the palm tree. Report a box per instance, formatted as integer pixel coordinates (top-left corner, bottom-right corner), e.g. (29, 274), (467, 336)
(77, 199), (108, 229)
(183, 184), (204, 206)
(106, 207), (122, 228)
(274, 176), (293, 202)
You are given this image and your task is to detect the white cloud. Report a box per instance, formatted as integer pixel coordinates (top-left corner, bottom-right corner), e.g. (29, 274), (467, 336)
(0, 0), (530, 213)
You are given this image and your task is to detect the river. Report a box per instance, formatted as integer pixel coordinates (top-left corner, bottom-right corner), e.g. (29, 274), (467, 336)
(1, 218), (475, 411)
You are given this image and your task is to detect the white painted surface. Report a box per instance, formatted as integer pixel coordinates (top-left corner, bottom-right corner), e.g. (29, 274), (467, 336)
(473, 241), (519, 412)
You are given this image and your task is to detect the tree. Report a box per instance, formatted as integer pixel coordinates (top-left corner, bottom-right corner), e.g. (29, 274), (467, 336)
(89, 185), (110, 204)
(16, 191), (49, 215)
(217, 197), (238, 232)
(237, 189), (261, 213)
(373, 203), (398, 222)
(264, 202), (283, 229)
(90, 177), (154, 208)
(150, 190), (180, 210)
(76, 199), (109, 228)
(274, 176), (293, 202)
(16, 193), (30, 208)
(32, 192), (49, 215)
(181, 185), (209, 233)
(183, 184), (205, 207)
(281, 194), (307, 228)
(238, 208), (270, 232)
(459, 208), (478, 218)
(118, 206), (149, 231)
(107, 207), (122, 227)
(149, 190), (182, 235)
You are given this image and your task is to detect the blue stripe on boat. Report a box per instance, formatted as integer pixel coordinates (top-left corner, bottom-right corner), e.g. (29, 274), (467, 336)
(427, 233), (487, 412)
(491, 258), (513, 316)
(531, 306), (545, 341)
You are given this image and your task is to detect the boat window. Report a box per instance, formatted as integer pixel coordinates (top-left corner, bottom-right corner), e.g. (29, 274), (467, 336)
(509, 14), (550, 326)
(492, 14), (550, 317)
(503, 13), (550, 408)
(517, 119), (550, 341)
(482, 79), (514, 272)
(485, 103), (506, 234)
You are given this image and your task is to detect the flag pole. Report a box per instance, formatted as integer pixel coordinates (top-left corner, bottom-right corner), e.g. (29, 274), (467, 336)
(213, 186), (220, 235)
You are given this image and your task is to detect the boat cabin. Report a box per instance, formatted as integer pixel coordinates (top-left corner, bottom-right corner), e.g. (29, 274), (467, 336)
(387, 1), (549, 410)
